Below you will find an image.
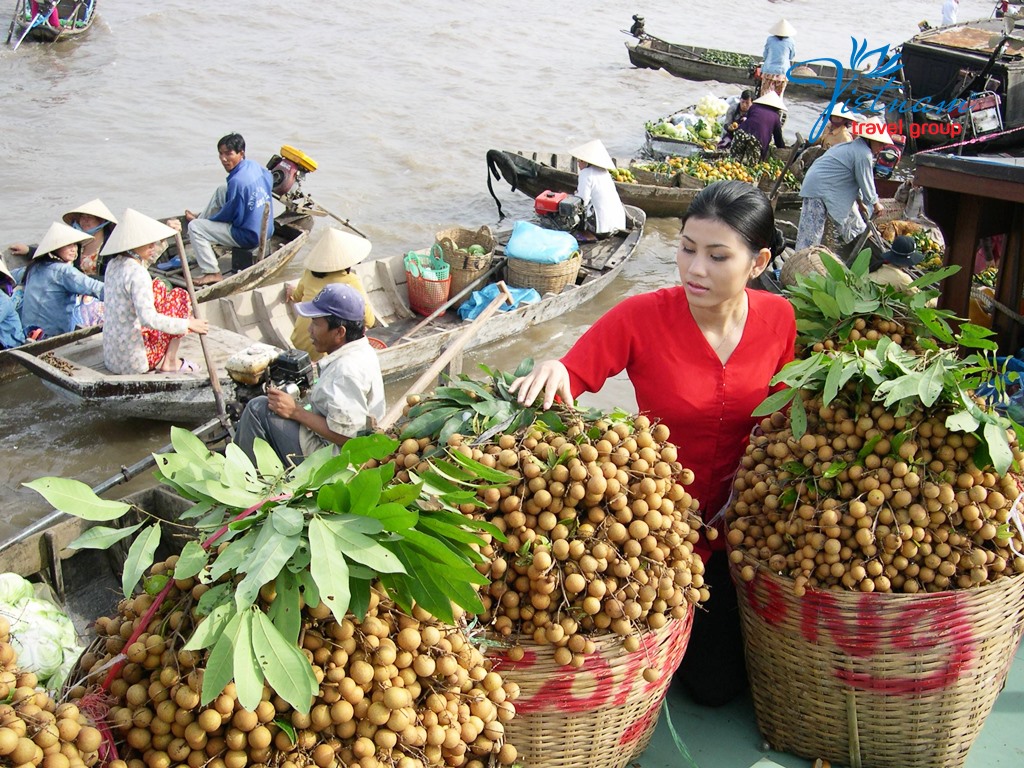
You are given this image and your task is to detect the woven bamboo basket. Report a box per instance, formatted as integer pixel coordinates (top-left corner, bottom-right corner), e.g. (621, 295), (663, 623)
(435, 226), (497, 296)
(506, 252), (581, 295)
(485, 610), (693, 768)
(779, 246), (843, 287)
(731, 559), (1024, 768)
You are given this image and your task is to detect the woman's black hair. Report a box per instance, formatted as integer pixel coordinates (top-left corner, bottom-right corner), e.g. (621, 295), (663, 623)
(310, 269), (350, 280)
(681, 180), (786, 259)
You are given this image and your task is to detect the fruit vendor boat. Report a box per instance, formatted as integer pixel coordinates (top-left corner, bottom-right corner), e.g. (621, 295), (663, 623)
(4, 208), (645, 421)
(6, 0), (97, 46)
(487, 149), (801, 219)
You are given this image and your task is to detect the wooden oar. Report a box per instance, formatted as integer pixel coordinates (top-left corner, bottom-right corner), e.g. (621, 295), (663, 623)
(397, 257), (506, 343)
(173, 231), (228, 423)
(308, 200), (369, 239)
(379, 281), (514, 431)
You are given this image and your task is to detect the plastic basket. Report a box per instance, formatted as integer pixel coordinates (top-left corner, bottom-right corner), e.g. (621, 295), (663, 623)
(404, 247), (451, 317)
(506, 252), (581, 295)
(485, 611), (693, 768)
(731, 559), (1024, 768)
(435, 226), (497, 296)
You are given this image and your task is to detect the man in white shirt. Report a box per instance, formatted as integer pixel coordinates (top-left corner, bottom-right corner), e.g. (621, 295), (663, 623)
(941, 0), (959, 25)
(234, 283), (386, 465)
(571, 139), (627, 237)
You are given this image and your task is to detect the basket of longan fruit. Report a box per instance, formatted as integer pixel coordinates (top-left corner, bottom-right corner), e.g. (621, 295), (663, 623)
(386, 371), (710, 768)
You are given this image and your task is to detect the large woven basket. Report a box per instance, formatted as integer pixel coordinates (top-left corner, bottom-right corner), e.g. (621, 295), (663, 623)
(731, 560), (1024, 768)
(435, 226), (497, 296)
(486, 610), (693, 768)
(506, 252), (581, 295)
(779, 246), (843, 287)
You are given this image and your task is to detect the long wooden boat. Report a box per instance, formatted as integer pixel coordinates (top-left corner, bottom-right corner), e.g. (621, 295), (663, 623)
(4, 208), (645, 420)
(625, 32), (891, 102)
(487, 149), (801, 219)
(6, 0), (97, 45)
(0, 208), (313, 384)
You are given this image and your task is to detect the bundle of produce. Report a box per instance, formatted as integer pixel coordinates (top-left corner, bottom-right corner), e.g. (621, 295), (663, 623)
(694, 94), (729, 121)
(384, 362), (709, 667)
(608, 168), (636, 184)
(680, 156), (798, 188)
(700, 49), (756, 67)
(973, 265), (998, 288)
(723, 253), (1024, 768)
(0, 573), (84, 694)
(644, 118), (720, 148)
(28, 432), (521, 768)
(0, 616), (104, 768)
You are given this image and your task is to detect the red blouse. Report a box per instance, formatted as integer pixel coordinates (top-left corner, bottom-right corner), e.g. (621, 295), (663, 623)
(561, 286), (796, 554)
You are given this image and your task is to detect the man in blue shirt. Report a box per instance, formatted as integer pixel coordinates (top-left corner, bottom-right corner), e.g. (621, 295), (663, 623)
(186, 133), (275, 286)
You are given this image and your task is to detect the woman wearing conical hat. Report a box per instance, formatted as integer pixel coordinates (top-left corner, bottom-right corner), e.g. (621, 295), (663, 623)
(569, 140), (626, 238)
(99, 209), (209, 375)
(0, 256), (25, 349)
(732, 91), (787, 164)
(6, 199), (116, 278)
(761, 19), (796, 97)
(285, 228), (375, 361)
(18, 222), (104, 339)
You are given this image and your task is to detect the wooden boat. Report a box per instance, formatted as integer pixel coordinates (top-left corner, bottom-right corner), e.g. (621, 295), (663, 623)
(487, 149), (802, 219)
(0, 208), (313, 384)
(6, 0), (97, 45)
(5, 208), (645, 420)
(624, 32), (891, 102)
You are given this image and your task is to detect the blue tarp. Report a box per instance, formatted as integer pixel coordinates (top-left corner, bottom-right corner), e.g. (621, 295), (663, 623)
(458, 282), (541, 320)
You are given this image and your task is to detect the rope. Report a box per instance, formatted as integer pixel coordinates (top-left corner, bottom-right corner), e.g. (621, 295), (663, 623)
(971, 285), (1024, 325)
(915, 122), (1024, 155)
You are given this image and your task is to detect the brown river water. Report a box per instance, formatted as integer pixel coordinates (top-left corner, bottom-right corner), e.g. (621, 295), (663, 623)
(0, 0), (968, 535)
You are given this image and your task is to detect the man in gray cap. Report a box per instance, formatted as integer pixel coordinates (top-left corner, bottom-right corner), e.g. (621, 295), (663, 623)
(234, 283), (386, 465)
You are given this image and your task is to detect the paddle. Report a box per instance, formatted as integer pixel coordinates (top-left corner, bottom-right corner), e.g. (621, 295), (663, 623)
(308, 200), (369, 238)
(173, 231), (229, 424)
(11, 0), (58, 50)
(378, 281), (514, 431)
(397, 257), (506, 343)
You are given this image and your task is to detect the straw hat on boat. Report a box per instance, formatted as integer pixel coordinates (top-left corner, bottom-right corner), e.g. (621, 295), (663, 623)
(61, 198), (118, 227)
(753, 91), (787, 111)
(570, 139), (615, 171)
(305, 228), (372, 272)
(33, 222), (92, 259)
(769, 19), (796, 37)
(859, 116), (895, 145)
(100, 209), (178, 256)
(830, 103), (865, 122)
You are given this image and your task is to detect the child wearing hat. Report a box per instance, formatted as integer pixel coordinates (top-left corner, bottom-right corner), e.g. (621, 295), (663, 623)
(285, 229), (375, 362)
(762, 20), (797, 97)
(18, 222), (104, 339)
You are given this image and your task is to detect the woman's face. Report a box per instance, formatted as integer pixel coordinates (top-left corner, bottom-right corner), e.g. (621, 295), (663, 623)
(134, 241), (160, 263)
(54, 244), (78, 263)
(76, 213), (105, 231)
(676, 217), (770, 308)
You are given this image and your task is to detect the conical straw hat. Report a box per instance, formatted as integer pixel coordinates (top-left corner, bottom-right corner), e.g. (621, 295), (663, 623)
(830, 102), (865, 122)
(100, 209), (178, 256)
(859, 116), (895, 145)
(0, 255), (13, 282)
(33, 221), (92, 259)
(61, 198), (118, 227)
(753, 91), (786, 110)
(769, 19), (796, 37)
(570, 139), (615, 171)
(304, 229), (373, 272)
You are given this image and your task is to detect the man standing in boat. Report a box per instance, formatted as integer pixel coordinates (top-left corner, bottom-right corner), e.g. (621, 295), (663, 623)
(234, 283), (386, 466)
(185, 133), (274, 286)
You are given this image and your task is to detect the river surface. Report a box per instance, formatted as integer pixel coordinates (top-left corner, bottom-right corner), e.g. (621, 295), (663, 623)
(0, 0), (983, 535)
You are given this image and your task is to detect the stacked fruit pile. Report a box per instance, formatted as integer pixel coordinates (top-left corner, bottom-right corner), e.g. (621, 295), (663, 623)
(726, 251), (1024, 594)
(384, 364), (709, 668)
(609, 168), (636, 183)
(0, 616), (103, 768)
(680, 155), (799, 188)
(71, 562), (519, 768)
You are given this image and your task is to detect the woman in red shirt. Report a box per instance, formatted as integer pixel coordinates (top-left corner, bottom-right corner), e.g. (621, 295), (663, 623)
(511, 180), (796, 706)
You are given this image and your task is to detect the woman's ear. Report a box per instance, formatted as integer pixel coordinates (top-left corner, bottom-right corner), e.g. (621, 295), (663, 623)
(752, 247), (771, 276)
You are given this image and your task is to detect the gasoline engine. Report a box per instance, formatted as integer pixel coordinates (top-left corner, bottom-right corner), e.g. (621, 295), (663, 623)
(266, 145), (319, 207)
(225, 344), (316, 416)
(533, 190), (584, 231)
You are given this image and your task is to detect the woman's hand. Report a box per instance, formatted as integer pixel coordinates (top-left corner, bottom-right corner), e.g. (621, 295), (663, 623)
(284, 283), (295, 302)
(7, 243), (29, 257)
(188, 317), (209, 335)
(509, 359), (572, 410)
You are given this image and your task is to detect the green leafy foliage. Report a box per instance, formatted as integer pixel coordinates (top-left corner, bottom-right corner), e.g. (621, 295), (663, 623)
(24, 431), (508, 714)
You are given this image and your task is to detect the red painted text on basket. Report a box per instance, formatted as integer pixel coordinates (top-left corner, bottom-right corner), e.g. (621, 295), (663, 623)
(745, 570), (978, 694)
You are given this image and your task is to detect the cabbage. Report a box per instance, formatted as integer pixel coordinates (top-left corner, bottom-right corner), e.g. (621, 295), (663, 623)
(1, 591), (84, 692)
(0, 573), (34, 604)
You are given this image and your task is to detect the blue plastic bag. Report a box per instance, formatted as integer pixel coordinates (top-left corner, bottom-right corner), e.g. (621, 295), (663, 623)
(504, 220), (580, 264)
(458, 282), (541, 320)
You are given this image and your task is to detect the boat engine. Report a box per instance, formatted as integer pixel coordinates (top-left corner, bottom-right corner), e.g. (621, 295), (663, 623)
(225, 345), (316, 411)
(534, 190), (583, 231)
(267, 145), (319, 204)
